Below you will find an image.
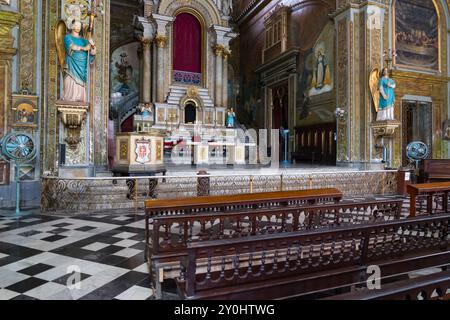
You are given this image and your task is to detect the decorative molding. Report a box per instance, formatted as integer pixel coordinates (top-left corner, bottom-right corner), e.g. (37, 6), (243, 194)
(19, 0), (36, 92)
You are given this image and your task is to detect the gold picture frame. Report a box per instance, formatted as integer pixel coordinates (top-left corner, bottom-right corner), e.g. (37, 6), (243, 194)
(12, 94), (38, 128)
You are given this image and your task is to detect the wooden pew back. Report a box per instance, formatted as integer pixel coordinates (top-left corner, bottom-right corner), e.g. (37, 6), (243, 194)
(178, 213), (450, 299)
(144, 189), (343, 217)
(149, 200), (403, 258)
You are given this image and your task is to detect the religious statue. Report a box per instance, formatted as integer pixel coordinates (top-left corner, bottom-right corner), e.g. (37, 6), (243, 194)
(369, 67), (396, 121)
(55, 7), (96, 103)
(140, 103), (152, 118)
(226, 108), (236, 128)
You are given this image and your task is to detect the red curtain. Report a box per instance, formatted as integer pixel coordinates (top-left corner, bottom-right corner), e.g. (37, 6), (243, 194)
(173, 13), (202, 73)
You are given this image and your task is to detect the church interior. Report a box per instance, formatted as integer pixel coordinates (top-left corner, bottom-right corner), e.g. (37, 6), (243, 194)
(0, 0), (450, 301)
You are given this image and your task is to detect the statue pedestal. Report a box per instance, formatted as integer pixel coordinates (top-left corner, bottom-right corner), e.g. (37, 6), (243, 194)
(371, 120), (401, 168)
(113, 131), (166, 175)
(56, 101), (89, 150)
(371, 120), (401, 139)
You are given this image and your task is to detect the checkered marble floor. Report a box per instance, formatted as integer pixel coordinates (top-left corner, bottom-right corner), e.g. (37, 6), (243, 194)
(0, 194), (437, 300)
(0, 211), (162, 300)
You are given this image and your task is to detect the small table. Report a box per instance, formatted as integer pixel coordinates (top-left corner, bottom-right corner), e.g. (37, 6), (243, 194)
(407, 182), (450, 217)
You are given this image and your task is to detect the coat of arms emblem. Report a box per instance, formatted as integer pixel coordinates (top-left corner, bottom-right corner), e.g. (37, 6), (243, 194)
(135, 138), (151, 164)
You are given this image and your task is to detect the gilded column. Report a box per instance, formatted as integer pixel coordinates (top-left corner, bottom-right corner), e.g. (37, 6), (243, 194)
(333, 1), (387, 168)
(214, 44), (224, 107)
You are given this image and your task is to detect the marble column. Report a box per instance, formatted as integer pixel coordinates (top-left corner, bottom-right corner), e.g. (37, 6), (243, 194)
(214, 45), (224, 107)
(155, 35), (167, 103)
(151, 14), (174, 103)
(140, 38), (152, 103)
(222, 49), (230, 108)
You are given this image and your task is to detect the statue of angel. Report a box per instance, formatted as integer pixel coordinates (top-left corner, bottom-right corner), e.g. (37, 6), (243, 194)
(369, 67), (396, 121)
(55, 11), (96, 102)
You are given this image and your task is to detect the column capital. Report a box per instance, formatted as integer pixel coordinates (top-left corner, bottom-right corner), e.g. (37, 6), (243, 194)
(223, 49), (231, 60)
(155, 34), (168, 48)
(213, 44), (225, 57)
(134, 15), (156, 42)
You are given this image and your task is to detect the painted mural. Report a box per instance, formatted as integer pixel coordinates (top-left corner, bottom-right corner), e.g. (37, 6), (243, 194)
(304, 22), (334, 97)
(296, 22), (335, 126)
(395, 0), (439, 71)
(110, 42), (140, 98)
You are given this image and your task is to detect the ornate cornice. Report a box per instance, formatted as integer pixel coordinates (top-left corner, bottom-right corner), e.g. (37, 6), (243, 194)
(332, 0), (389, 18)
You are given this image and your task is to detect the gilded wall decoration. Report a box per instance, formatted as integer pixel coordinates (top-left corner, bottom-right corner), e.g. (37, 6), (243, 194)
(395, 0), (439, 71)
(337, 18), (349, 162)
(19, 0), (36, 92)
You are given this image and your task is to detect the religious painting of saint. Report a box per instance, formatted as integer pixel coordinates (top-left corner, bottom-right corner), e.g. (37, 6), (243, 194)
(395, 0), (439, 71)
(12, 94), (38, 127)
(443, 120), (450, 141)
(305, 23), (334, 97)
(110, 42), (140, 98)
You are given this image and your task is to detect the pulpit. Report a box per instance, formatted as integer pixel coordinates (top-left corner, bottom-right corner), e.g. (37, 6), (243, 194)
(113, 130), (166, 176)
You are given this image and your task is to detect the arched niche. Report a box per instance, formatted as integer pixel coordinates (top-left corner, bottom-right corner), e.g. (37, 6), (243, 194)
(172, 12), (203, 86)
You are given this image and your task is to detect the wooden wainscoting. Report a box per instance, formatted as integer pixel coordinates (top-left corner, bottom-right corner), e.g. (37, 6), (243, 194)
(293, 123), (336, 165)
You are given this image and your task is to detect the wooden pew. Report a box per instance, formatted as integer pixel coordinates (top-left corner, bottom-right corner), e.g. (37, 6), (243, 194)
(407, 182), (450, 217)
(175, 213), (450, 300)
(144, 189), (342, 298)
(147, 200), (403, 294)
(322, 270), (450, 300)
(144, 189), (343, 218)
(422, 159), (450, 183)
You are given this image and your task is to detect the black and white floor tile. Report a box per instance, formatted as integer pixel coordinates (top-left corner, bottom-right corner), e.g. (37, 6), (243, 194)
(0, 211), (158, 300)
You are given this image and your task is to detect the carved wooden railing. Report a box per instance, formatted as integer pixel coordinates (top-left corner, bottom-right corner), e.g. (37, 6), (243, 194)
(322, 270), (450, 300)
(177, 213), (450, 299)
(148, 200), (403, 258)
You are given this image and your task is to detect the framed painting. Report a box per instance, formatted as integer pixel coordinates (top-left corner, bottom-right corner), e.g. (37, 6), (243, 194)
(12, 94), (38, 128)
(394, 0), (439, 71)
(443, 120), (450, 141)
